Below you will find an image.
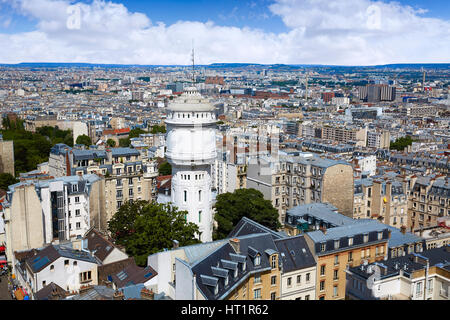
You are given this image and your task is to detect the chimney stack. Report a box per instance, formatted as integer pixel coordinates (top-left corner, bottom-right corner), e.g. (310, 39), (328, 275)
(229, 238), (240, 254)
(400, 226), (406, 235)
(173, 240), (179, 249)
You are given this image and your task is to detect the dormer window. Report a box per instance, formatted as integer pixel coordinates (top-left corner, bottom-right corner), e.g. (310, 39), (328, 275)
(348, 237), (353, 246)
(377, 232), (383, 240)
(254, 254), (261, 266)
(363, 234), (369, 243)
(320, 243), (326, 252)
(334, 240), (340, 250)
(72, 184), (78, 192)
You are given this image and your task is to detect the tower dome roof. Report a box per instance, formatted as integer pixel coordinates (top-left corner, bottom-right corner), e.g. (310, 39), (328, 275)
(168, 86), (215, 112)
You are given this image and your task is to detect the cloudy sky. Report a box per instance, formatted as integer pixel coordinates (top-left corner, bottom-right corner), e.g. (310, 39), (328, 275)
(0, 0), (449, 65)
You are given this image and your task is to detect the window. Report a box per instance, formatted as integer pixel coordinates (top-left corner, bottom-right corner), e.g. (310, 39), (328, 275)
(297, 275), (301, 284)
(117, 201), (122, 209)
(254, 289), (261, 299)
(333, 285), (338, 297)
(184, 190), (187, 202)
(254, 274), (261, 284)
(129, 189), (133, 196)
(75, 196), (80, 203)
(348, 251), (353, 262)
(75, 209), (80, 217)
(80, 271), (92, 283)
(320, 265), (326, 276)
(271, 275), (276, 286)
(50, 265), (54, 272)
(199, 190), (202, 202)
(76, 222), (81, 230)
(348, 237), (353, 246)
(72, 185), (78, 192)
(320, 280), (325, 292)
(416, 282), (422, 296)
(271, 292), (276, 300)
(333, 269), (339, 280)
(334, 255), (339, 265)
(305, 295), (310, 300)
(306, 273), (310, 282)
(334, 240), (339, 250)
(129, 178), (133, 185)
(287, 277), (292, 286)
(271, 255), (277, 269)
(363, 234), (369, 243)
(320, 243), (326, 252)
(64, 260), (69, 267)
(378, 232), (383, 240)
(199, 210), (202, 223)
(254, 254), (261, 266)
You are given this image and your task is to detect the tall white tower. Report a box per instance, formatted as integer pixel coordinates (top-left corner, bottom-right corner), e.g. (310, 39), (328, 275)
(165, 87), (217, 242)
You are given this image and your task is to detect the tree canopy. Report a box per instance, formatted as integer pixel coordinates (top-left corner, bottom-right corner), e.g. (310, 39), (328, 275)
(76, 134), (92, 147)
(106, 138), (116, 148)
(158, 161), (172, 176)
(1, 121), (73, 175)
(129, 128), (147, 139)
(0, 173), (18, 191)
(108, 200), (200, 266)
(150, 125), (166, 134)
(119, 138), (130, 147)
(213, 188), (282, 240)
(390, 136), (414, 151)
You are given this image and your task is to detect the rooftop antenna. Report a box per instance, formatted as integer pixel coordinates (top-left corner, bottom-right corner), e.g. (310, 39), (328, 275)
(191, 40), (195, 84)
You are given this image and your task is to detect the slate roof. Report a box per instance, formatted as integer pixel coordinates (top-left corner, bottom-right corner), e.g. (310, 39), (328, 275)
(25, 244), (98, 273)
(190, 233), (278, 300)
(228, 216), (288, 240)
(85, 228), (125, 263)
(35, 282), (67, 300)
(72, 149), (107, 161)
(286, 203), (354, 228)
(109, 261), (157, 289)
(274, 235), (316, 273)
(349, 246), (450, 280)
(97, 258), (135, 284)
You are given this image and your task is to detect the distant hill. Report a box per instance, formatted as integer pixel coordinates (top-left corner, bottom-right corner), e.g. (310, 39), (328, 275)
(0, 62), (448, 70)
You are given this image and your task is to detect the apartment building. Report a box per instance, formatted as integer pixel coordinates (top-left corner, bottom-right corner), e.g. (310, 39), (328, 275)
(353, 179), (374, 220)
(247, 153), (354, 224)
(408, 176), (449, 232)
(2, 174), (103, 264)
(371, 178), (409, 228)
(321, 125), (367, 147)
(48, 145), (159, 230)
(303, 221), (390, 300)
(346, 246), (450, 300)
(367, 130), (391, 149)
(174, 233), (281, 300)
(275, 235), (317, 300)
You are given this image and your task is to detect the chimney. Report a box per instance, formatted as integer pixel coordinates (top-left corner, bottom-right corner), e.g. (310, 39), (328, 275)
(322, 226), (327, 235)
(172, 240), (179, 249)
(400, 226), (406, 235)
(113, 290), (124, 300)
(140, 288), (155, 300)
(229, 238), (240, 254)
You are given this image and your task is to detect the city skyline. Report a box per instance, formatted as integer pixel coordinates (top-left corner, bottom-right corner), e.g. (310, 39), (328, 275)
(0, 0), (449, 66)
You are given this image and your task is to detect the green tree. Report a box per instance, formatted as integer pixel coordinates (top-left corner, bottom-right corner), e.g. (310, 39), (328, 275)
(119, 138), (130, 147)
(0, 173), (18, 190)
(213, 188), (282, 240)
(150, 125), (166, 134)
(76, 134), (92, 147)
(106, 139), (116, 148)
(158, 161), (172, 176)
(129, 128), (147, 139)
(390, 136), (414, 151)
(108, 200), (200, 266)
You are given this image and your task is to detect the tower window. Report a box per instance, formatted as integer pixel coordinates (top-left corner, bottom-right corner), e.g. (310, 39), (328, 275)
(184, 190), (187, 202)
(199, 190), (202, 202)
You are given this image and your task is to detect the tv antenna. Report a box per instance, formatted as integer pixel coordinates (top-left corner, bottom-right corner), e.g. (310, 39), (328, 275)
(191, 40), (195, 84)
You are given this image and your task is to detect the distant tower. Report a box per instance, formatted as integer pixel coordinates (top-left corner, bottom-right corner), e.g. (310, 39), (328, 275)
(422, 68), (426, 93)
(165, 87), (217, 242)
(305, 72), (309, 100)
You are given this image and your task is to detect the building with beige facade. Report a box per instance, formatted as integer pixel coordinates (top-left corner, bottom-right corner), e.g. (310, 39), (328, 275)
(0, 135), (14, 177)
(247, 153), (354, 224)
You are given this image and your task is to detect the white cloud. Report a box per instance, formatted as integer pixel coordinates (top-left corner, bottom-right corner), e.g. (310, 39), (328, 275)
(0, 0), (449, 65)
